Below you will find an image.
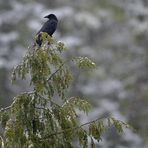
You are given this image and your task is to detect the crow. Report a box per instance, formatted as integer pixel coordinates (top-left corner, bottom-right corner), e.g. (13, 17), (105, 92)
(36, 14), (58, 46)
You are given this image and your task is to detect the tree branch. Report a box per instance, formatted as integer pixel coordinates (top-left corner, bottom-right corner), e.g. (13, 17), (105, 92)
(0, 91), (34, 113)
(40, 114), (110, 140)
(0, 106), (11, 112)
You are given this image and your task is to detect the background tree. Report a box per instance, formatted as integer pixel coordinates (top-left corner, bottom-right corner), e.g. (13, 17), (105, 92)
(0, 34), (129, 147)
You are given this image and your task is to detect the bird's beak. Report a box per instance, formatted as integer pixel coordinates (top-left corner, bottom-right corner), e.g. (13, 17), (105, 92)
(44, 15), (48, 18)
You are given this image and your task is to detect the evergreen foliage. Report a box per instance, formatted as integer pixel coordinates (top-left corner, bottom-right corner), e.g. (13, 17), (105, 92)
(0, 33), (130, 147)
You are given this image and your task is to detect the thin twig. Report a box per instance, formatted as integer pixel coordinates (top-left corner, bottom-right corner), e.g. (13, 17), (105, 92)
(35, 106), (47, 110)
(47, 62), (66, 82)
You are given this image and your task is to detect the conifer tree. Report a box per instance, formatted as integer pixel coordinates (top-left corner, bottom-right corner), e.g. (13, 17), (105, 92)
(0, 33), (130, 148)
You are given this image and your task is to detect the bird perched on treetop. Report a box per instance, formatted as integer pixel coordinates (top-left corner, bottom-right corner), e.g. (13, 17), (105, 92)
(36, 14), (58, 46)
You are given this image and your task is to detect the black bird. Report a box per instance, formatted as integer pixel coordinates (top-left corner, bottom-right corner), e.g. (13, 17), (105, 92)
(36, 14), (58, 46)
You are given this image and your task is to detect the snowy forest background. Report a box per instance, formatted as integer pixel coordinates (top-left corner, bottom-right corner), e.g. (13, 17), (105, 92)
(0, 0), (148, 147)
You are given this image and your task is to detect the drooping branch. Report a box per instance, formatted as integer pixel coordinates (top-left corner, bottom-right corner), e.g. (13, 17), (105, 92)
(40, 114), (110, 140)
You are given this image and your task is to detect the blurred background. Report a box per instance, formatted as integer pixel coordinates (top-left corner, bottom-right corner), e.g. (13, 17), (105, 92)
(0, 0), (148, 147)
